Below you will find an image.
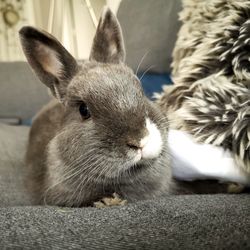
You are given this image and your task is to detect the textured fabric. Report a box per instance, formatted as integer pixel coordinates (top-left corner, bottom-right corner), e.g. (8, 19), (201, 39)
(158, 0), (250, 173)
(117, 0), (181, 73)
(0, 195), (249, 249)
(0, 62), (51, 122)
(0, 123), (32, 206)
(139, 73), (172, 98)
(0, 124), (249, 249)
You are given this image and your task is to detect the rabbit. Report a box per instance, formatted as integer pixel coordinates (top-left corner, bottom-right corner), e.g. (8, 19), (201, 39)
(19, 7), (172, 207)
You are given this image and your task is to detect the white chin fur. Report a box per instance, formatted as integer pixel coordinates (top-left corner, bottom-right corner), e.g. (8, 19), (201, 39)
(140, 118), (163, 159)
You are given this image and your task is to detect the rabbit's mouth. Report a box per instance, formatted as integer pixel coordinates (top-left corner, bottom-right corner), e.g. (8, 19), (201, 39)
(127, 118), (164, 162)
(121, 155), (164, 178)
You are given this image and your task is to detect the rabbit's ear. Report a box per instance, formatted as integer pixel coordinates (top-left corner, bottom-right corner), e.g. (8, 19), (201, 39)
(19, 27), (78, 100)
(90, 7), (125, 64)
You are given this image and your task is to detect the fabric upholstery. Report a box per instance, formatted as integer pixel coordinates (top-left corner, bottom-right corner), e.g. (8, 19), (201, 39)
(0, 124), (249, 249)
(0, 123), (32, 206)
(0, 195), (249, 249)
(0, 62), (50, 122)
(117, 0), (182, 73)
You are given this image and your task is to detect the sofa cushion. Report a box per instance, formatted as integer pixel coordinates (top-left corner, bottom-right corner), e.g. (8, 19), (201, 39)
(0, 195), (249, 249)
(117, 0), (181, 74)
(0, 62), (50, 123)
(0, 123), (32, 206)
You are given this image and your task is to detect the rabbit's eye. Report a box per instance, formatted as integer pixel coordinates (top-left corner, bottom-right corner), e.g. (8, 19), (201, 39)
(79, 102), (91, 119)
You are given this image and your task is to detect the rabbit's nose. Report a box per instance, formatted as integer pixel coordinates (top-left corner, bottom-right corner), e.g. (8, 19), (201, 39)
(126, 140), (142, 150)
(127, 136), (149, 150)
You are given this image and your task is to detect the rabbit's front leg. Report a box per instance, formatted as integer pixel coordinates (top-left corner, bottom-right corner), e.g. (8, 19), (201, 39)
(93, 193), (127, 208)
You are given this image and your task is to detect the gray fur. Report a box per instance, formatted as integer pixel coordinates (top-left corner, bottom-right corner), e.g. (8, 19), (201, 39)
(20, 8), (171, 206)
(158, 0), (250, 174)
(90, 7), (125, 64)
(19, 27), (78, 100)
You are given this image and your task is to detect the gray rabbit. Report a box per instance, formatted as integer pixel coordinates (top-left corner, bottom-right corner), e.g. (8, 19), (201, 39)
(19, 8), (172, 207)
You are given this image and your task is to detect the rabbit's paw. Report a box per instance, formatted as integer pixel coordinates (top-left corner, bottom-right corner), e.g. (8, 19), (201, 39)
(227, 183), (245, 193)
(93, 193), (127, 208)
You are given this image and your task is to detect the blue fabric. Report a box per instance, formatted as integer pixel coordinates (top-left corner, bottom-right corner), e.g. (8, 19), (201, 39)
(22, 119), (32, 126)
(138, 73), (172, 98)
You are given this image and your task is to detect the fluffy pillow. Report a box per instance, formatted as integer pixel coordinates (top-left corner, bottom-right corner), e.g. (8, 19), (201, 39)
(158, 0), (250, 175)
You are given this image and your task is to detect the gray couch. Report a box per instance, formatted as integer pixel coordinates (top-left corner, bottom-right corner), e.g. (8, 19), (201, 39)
(0, 63), (250, 250)
(0, 1), (249, 248)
